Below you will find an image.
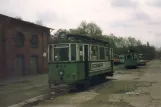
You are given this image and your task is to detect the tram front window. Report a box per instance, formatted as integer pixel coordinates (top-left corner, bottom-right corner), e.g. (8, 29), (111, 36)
(139, 55), (145, 60)
(127, 54), (132, 59)
(54, 44), (69, 61)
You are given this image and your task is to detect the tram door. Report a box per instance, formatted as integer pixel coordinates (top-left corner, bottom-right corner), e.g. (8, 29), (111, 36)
(109, 48), (113, 60)
(109, 48), (114, 72)
(84, 45), (89, 79)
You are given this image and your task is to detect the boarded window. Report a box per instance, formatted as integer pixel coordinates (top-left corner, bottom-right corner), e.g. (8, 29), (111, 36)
(30, 35), (38, 48)
(13, 31), (25, 47)
(29, 56), (38, 74)
(14, 55), (24, 76)
(99, 47), (105, 60)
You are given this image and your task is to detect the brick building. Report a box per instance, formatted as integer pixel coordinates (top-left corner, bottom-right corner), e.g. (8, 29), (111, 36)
(0, 14), (52, 78)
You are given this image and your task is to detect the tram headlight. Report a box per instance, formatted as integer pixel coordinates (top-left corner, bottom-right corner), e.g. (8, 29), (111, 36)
(59, 71), (63, 75)
(59, 69), (64, 76)
(72, 73), (76, 79)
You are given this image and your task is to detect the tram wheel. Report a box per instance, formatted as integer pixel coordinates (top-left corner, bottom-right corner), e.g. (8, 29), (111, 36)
(125, 66), (129, 69)
(76, 80), (90, 90)
(100, 75), (106, 82)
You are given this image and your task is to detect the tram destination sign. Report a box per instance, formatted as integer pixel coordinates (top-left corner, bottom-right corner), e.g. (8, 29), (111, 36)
(91, 62), (108, 71)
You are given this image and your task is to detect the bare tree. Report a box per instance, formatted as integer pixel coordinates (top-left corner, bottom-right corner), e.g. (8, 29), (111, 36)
(52, 29), (68, 39)
(35, 20), (43, 25)
(15, 16), (22, 20)
(69, 21), (102, 37)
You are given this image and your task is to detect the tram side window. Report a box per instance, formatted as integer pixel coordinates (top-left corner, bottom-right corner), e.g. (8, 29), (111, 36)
(99, 47), (105, 60)
(79, 45), (83, 61)
(134, 54), (138, 59)
(127, 54), (132, 59)
(71, 44), (76, 61)
(139, 55), (142, 59)
(132, 54), (136, 59)
(54, 45), (69, 61)
(49, 45), (53, 62)
(105, 48), (109, 60)
(124, 55), (127, 60)
(91, 46), (98, 60)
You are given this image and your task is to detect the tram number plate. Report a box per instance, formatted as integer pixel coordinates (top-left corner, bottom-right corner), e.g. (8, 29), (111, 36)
(91, 62), (107, 71)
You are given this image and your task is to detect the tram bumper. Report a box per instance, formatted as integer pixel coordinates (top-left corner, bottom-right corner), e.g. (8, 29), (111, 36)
(49, 83), (69, 89)
(139, 61), (146, 65)
(48, 80), (75, 90)
(107, 72), (114, 76)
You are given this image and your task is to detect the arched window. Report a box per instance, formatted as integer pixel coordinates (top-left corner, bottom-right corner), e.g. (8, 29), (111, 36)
(30, 35), (38, 48)
(13, 31), (25, 47)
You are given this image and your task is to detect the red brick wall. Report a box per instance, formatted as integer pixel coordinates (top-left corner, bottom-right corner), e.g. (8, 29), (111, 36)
(0, 15), (50, 77)
(0, 24), (7, 78)
(0, 24), (3, 77)
(42, 32), (49, 73)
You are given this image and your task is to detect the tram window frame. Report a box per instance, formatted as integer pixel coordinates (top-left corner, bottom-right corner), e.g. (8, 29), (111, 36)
(90, 45), (99, 61)
(109, 48), (113, 60)
(83, 44), (90, 61)
(71, 44), (77, 61)
(132, 54), (137, 60)
(99, 46), (105, 60)
(134, 54), (136, 59)
(135, 54), (138, 60)
(53, 44), (69, 61)
(78, 44), (84, 61)
(105, 47), (109, 60)
(124, 55), (127, 60)
(88, 45), (90, 61)
(48, 44), (53, 62)
(127, 54), (132, 59)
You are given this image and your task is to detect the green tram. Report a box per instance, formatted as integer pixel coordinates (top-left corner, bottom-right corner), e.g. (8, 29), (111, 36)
(124, 50), (139, 69)
(138, 54), (146, 66)
(48, 32), (114, 90)
(119, 55), (125, 64)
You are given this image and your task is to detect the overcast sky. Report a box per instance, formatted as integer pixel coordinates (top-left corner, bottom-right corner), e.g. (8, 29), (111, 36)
(0, 0), (161, 47)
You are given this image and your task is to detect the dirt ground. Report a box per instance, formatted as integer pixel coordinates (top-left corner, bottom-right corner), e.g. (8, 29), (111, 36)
(36, 60), (161, 107)
(0, 74), (49, 107)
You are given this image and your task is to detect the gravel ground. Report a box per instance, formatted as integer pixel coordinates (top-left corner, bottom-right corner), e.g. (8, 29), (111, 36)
(0, 74), (49, 107)
(36, 60), (161, 107)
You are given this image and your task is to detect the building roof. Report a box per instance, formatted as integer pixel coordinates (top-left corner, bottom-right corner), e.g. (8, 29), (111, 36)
(0, 14), (54, 30)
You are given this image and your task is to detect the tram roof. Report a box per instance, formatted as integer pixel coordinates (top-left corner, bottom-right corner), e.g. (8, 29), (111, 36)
(49, 34), (109, 45)
(123, 49), (139, 55)
(67, 34), (109, 44)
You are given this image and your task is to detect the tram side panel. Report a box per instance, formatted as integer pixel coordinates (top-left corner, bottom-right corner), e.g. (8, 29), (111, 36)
(89, 61), (113, 77)
(48, 62), (81, 85)
(48, 60), (113, 86)
(124, 53), (139, 68)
